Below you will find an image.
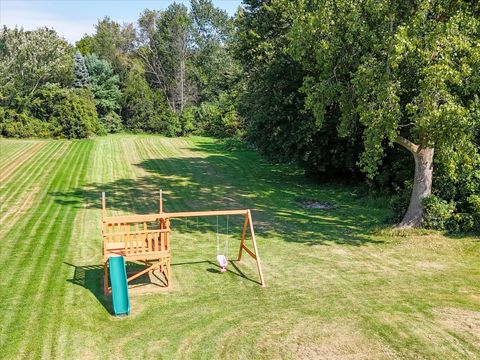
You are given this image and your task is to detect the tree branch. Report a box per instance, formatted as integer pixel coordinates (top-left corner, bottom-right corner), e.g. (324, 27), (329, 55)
(394, 135), (419, 154)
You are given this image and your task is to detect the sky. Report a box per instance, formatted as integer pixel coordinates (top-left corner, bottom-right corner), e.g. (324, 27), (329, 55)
(0, 0), (243, 44)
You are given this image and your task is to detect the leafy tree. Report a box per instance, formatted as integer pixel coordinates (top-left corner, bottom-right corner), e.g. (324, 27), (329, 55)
(0, 27), (73, 97)
(190, 0), (238, 102)
(84, 54), (121, 118)
(290, 0), (480, 227)
(137, 4), (193, 114)
(234, 0), (362, 176)
(121, 70), (180, 135)
(75, 35), (93, 55)
(73, 51), (90, 88)
(88, 18), (135, 82)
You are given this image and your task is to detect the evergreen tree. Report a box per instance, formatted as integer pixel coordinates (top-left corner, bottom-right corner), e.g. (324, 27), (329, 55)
(84, 54), (120, 116)
(73, 51), (90, 88)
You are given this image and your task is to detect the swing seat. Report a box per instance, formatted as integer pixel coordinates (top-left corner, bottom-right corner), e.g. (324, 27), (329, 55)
(217, 254), (228, 272)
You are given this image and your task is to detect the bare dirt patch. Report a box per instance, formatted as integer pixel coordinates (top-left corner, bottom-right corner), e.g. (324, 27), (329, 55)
(433, 307), (480, 340)
(415, 261), (447, 270)
(258, 318), (395, 359)
(297, 198), (335, 210)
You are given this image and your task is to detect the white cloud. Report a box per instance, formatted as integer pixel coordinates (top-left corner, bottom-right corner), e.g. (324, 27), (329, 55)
(0, 5), (96, 43)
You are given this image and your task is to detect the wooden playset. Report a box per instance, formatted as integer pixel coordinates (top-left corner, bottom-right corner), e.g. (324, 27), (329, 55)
(101, 191), (265, 297)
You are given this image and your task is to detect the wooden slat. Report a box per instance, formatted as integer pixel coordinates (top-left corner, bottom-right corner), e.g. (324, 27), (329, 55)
(241, 244), (257, 259)
(105, 229), (168, 237)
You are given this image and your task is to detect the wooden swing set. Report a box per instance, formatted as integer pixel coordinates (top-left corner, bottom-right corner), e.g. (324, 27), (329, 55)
(102, 191), (265, 295)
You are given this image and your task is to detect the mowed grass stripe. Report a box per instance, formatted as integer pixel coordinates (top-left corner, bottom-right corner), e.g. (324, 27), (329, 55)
(0, 143), (87, 358)
(0, 142), (46, 182)
(0, 142), (87, 354)
(0, 141), (62, 202)
(0, 141), (66, 208)
(0, 140), (37, 168)
(0, 142), (68, 235)
(53, 139), (108, 359)
(0, 142), (80, 314)
(23, 142), (93, 359)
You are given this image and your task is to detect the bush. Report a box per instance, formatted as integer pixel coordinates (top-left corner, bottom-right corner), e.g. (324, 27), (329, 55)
(423, 195), (455, 230)
(52, 89), (99, 138)
(180, 107), (195, 135)
(467, 195), (480, 232)
(194, 93), (242, 138)
(121, 71), (180, 136)
(148, 109), (181, 137)
(388, 188), (411, 224)
(0, 108), (55, 138)
(101, 111), (122, 133)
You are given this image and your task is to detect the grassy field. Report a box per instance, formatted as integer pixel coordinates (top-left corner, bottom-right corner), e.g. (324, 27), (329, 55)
(0, 135), (479, 359)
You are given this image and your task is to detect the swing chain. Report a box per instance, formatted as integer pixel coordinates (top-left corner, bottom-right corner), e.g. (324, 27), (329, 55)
(225, 215), (229, 259)
(216, 216), (219, 255)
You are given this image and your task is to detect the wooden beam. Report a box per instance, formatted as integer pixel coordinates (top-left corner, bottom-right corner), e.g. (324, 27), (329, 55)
(247, 210), (265, 287)
(241, 244), (256, 259)
(164, 209), (249, 218)
(238, 214), (249, 261)
(103, 209), (249, 223)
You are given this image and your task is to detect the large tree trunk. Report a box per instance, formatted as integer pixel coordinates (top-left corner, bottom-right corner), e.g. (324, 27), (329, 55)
(395, 136), (434, 228)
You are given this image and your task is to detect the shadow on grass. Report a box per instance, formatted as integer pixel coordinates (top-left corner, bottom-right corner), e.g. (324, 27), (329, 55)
(65, 258), (261, 313)
(64, 262), (111, 313)
(172, 259), (262, 286)
(65, 261), (166, 314)
(52, 140), (388, 246)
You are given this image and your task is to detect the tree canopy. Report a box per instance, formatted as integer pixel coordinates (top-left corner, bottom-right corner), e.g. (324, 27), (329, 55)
(0, 0), (478, 232)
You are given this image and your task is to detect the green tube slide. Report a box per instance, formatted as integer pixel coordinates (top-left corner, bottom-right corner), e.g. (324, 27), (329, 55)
(109, 256), (130, 316)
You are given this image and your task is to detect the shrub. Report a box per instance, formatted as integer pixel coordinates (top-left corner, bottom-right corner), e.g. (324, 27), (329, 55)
(52, 89), (99, 138)
(423, 195), (455, 230)
(121, 71), (180, 136)
(194, 94), (242, 138)
(467, 195), (480, 232)
(101, 111), (122, 133)
(148, 109), (181, 137)
(388, 188), (411, 224)
(0, 108), (54, 138)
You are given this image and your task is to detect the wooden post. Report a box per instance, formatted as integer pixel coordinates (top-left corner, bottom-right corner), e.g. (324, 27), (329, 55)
(159, 189), (163, 214)
(103, 261), (109, 295)
(237, 214), (249, 261)
(247, 210), (265, 287)
(101, 192), (107, 219)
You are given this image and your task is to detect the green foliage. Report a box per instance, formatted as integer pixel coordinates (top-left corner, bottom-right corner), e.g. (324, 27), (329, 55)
(121, 71), (180, 136)
(423, 195), (455, 231)
(194, 92), (241, 138)
(53, 88), (99, 138)
(234, 0), (362, 177)
(101, 111), (122, 134)
(75, 35), (93, 55)
(0, 85), (99, 138)
(84, 54), (121, 126)
(88, 17), (135, 81)
(73, 51), (90, 88)
(0, 27), (73, 97)
(290, 0), (480, 178)
(190, 0), (238, 102)
(0, 107), (54, 138)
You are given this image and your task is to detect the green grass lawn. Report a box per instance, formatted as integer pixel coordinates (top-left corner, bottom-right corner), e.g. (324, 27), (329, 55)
(0, 135), (479, 359)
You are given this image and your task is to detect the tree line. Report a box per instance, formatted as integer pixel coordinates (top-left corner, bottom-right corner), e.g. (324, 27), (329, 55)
(0, 0), (479, 233)
(0, 0), (239, 138)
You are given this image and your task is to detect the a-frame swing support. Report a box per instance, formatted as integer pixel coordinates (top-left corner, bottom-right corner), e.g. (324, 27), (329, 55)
(101, 192), (265, 294)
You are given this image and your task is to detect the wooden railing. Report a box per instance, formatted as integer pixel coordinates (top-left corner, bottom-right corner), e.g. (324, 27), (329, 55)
(102, 219), (170, 259)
